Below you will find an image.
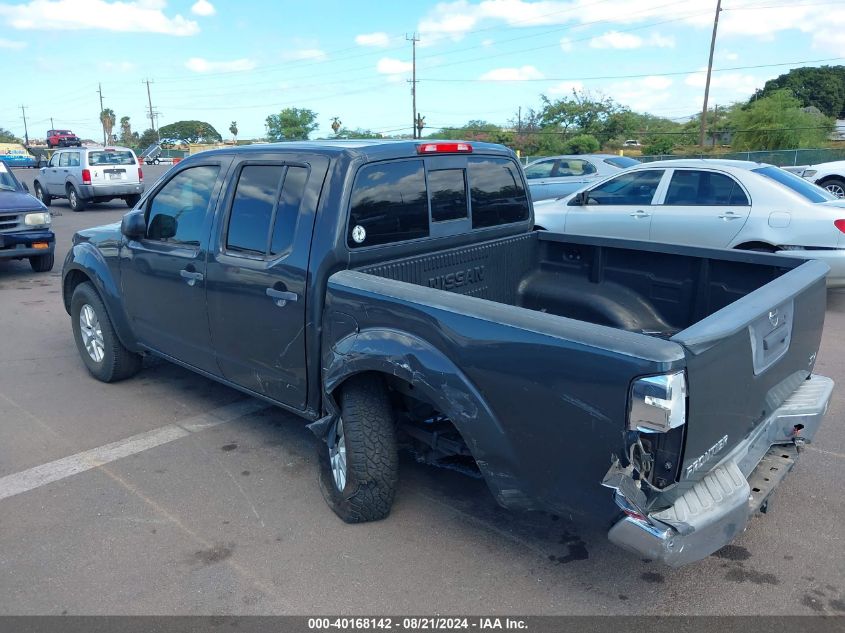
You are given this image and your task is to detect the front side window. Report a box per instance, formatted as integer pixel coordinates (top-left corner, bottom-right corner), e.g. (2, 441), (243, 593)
(429, 168), (468, 222)
(226, 165), (284, 254)
(146, 165), (220, 246)
(524, 160), (555, 179)
(664, 170), (749, 206)
(58, 153), (69, 167)
(586, 170), (664, 205)
(348, 160), (428, 248)
(469, 157), (530, 228)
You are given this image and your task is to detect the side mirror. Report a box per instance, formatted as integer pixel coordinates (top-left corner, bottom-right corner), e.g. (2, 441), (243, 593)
(121, 211), (147, 240)
(22, 183), (29, 193)
(570, 190), (589, 206)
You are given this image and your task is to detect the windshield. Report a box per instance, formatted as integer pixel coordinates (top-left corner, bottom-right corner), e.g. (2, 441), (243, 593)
(58, 130), (73, 135)
(88, 150), (136, 166)
(604, 156), (640, 169)
(752, 166), (837, 203)
(0, 161), (19, 191)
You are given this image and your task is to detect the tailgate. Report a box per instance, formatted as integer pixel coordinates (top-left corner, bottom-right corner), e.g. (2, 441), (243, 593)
(670, 259), (828, 482)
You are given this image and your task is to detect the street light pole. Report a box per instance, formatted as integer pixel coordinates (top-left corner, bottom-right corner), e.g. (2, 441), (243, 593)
(699, 0), (722, 148)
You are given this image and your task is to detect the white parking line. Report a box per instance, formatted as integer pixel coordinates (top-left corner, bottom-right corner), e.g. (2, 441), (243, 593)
(0, 398), (267, 502)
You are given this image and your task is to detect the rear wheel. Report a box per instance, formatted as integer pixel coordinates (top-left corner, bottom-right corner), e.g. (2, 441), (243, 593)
(67, 185), (87, 212)
(318, 375), (398, 523)
(29, 253), (54, 272)
(821, 178), (845, 199)
(70, 282), (142, 382)
(125, 194), (141, 207)
(34, 182), (51, 207)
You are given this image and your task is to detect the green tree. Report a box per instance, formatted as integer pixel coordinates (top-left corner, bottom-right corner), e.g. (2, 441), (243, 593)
(100, 108), (116, 143)
(333, 127), (382, 139)
(229, 121), (238, 143)
(119, 116), (133, 146)
(538, 91), (627, 141)
(0, 127), (19, 143)
(265, 108), (318, 141)
(731, 89), (833, 150)
(137, 128), (159, 149)
(158, 120), (222, 144)
(562, 134), (600, 154)
(752, 66), (845, 119)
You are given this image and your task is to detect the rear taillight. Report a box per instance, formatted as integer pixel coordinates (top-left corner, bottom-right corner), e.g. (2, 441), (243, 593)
(416, 142), (473, 154)
(81, 169), (91, 185)
(835, 219), (845, 234)
(138, 167), (143, 182)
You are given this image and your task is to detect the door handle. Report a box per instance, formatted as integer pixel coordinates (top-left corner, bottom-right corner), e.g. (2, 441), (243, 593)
(180, 269), (204, 286)
(629, 210), (651, 218)
(718, 211), (742, 220)
(266, 287), (298, 307)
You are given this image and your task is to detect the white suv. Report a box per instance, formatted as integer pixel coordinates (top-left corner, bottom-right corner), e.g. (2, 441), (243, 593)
(33, 146), (145, 212)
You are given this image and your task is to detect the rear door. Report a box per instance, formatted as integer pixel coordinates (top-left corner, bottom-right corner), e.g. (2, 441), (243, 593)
(564, 169), (666, 240)
(205, 154), (329, 409)
(651, 168), (752, 248)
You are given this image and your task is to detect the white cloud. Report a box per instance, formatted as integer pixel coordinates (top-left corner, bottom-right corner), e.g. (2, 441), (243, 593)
(648, 32), (675, 48)
(185, 57), (256, 73)
(0, 0), (199, 36)
(481, 38), (494, 48)
(605, 76), (674, 112)
(559, 37), (572, 52)
(0, 38), (26, 49)
(589, 31), (642, 49)
(479, 65), (543, 81)
(723, 51), (740, 61)
(282, 48), (327, 61)
(97, 60), (136, 73)
(355, 32), (390, 47)
(190, 0), (215, 16)
(685, 70), (761, 95)
(548, 80), (584, 95)
(376, 57), (413, 74)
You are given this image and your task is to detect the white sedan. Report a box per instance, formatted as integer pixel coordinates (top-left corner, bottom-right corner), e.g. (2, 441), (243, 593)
(796, 160), (845, 198)
(534, 159), (845, 286)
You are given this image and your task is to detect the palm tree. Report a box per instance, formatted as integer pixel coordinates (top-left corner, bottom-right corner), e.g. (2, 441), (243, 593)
(100, 108), (116, 145)
(229, 121), (238, 144)
(119, 116), (132, 145)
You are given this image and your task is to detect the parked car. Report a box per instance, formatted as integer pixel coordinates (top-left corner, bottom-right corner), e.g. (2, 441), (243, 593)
(33, 146), (144, 212)
(61, 141), (833, 566)
(46, 129), (81, 148)
(795, 160), (845, 198)
(623, 139), (641, 147)
(534, 159), (845, 286)
(524, 154), (639, 202)
(0, 160), (55, 272)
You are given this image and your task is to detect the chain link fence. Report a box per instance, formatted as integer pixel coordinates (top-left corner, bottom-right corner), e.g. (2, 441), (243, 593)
(638, 148), (845, 167)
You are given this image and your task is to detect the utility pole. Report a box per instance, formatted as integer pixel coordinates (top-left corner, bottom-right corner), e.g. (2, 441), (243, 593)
(406, 33), (419, 139)
(50, 117), (54, 130)
(699, 0), (722, 148)
(97, 83), (106, 145)
(518, 106), (522, 135)
(143, 79), (159, 141)
(20, 105), (29, 146)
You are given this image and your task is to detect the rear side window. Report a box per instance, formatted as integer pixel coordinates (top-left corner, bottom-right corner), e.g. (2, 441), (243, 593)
(88, 150), (136, 166)
(469, 157), (529, 228)
(665, 170), (749, 206)
(604, 156), (640, 169)
(226, 165), (284, 254)
(348, 160), (428, 248)
(270, 166), (308, 256)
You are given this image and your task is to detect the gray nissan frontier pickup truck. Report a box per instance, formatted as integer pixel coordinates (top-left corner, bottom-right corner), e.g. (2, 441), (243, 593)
(61, 140), (834, 566)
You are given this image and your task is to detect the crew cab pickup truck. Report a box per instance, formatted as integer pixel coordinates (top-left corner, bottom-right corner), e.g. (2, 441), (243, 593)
(0, 160), (54, 272)
(61, 140), (834, 566)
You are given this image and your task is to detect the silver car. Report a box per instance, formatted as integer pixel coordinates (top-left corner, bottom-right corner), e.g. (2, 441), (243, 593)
(524, 153), (639, 202)
(33, 146), (145, 212)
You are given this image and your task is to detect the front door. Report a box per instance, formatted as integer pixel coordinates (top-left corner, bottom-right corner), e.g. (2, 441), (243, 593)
(121, 160), (230, 374)
(564, 169), (666, 241)
(205, 154), (329, 409)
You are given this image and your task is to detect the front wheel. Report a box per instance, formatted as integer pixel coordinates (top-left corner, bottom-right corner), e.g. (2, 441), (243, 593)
(34, 182), (51, 207)
(71, 282), (142, 382)
(318, 375), (398, 523)
(29, 253), (54, 272)
(822, 178), (845, 199)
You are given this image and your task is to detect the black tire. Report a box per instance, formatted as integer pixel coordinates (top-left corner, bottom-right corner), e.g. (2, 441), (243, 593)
(70, 282), (142, 383)
(153, 158), (160, 165)
(29, 253), (54, 272)
(821, 177), (845, 199)
(34, 182), (51, 207)
(318, 374), (398, 523)
(125, 194), (141, 207)
(67, 184), (87, 212)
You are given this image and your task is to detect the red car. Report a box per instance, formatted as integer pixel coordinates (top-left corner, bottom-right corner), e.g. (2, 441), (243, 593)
(46, 129), (81, 148)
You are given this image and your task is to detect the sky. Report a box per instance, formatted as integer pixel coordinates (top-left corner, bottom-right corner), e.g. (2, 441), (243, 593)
(1, 0), (844, 142)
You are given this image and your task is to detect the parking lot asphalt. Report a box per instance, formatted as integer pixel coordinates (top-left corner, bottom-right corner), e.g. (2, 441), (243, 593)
(1, 164), (844, 615)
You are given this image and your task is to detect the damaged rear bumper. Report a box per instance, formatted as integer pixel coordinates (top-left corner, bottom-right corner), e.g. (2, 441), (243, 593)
(607, 374), (833, 567)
